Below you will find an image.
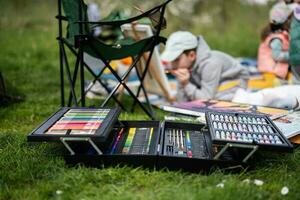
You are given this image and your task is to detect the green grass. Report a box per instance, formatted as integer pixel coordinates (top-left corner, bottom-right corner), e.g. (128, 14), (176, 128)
(1, 1), (300, 199)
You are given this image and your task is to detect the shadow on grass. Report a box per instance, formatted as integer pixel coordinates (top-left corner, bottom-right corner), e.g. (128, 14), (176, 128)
(0, 72), (25, 107)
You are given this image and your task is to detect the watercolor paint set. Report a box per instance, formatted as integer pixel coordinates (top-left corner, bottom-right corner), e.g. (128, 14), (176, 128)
(206, 111), (293, 151)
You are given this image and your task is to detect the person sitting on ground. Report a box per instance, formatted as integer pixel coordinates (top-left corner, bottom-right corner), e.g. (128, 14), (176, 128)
(161, 31), (249, 103)
(258, 1), (293, 80)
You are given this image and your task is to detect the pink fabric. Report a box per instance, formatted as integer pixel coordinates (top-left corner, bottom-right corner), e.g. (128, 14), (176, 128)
(257, 31), (290, 79)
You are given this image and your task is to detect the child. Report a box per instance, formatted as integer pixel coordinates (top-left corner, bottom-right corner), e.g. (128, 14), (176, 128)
(285, 0), (300, 83)
(257, 2), (293, 80)
(161, 31), (249, 102)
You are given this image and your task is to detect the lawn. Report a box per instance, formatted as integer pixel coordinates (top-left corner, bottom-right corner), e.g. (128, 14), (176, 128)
(1, 1), (300, 200)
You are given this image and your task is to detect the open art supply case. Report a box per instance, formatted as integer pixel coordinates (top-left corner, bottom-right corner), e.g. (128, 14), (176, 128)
(27, 107), (293, 172)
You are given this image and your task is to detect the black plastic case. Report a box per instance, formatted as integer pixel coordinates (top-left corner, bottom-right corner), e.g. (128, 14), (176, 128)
(27, 108), (293, 172)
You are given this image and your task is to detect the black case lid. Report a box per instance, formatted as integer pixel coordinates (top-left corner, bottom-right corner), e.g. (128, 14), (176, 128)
(27, 107), (121, 143)
(205, 111), (293, 152)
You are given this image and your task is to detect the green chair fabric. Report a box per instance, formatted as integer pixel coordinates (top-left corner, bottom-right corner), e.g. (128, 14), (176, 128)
(62, 0), (90, 45)
(84, 36), (165, 61)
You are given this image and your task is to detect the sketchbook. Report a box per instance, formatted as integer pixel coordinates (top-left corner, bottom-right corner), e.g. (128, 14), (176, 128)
(273, 111), (300, 139)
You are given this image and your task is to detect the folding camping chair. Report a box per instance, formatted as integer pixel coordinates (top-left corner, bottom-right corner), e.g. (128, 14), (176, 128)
(56, 0), (171, 119)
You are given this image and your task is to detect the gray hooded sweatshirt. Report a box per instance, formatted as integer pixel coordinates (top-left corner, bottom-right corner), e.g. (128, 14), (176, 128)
(177, 36), (249, 102)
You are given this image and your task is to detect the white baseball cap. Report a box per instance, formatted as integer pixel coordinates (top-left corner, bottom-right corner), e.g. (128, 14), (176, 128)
(269, 2), (293, 24)
(161, 31), (198, 62)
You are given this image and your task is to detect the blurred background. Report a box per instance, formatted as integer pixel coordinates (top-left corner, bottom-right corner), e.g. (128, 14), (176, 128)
(0, 0), (277, 108)
(0, 0), (277, 57)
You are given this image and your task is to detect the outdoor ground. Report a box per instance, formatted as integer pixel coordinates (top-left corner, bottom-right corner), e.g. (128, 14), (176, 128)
(0, 0), (300, 199)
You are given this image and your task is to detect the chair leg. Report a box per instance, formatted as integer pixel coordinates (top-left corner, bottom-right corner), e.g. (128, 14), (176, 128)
(60, 43), (78, 106)
(83, 63), (126, 110)
(100, 68), (155, 119)
(130, 61), (155, 117)
(113, 55), (155, 118)
(101, 81), (122, 106)
(58, 41), (65, 107)
(79, 46), (85, 107)
(58, 0), (64, 106)
(67, 52), (80, 107)
(131, 45), (157, 116)
(108, 65), (155, 119)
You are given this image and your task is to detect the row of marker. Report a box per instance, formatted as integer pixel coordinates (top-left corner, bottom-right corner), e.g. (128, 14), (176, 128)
(210, 114), (267, 124)
(215, 130), (283, 144)
(212, 121), (274, 133)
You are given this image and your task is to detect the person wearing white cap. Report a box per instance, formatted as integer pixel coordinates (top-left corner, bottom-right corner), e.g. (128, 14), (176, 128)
(258, 1), (294, 80)
(161, 31), (249, 102)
